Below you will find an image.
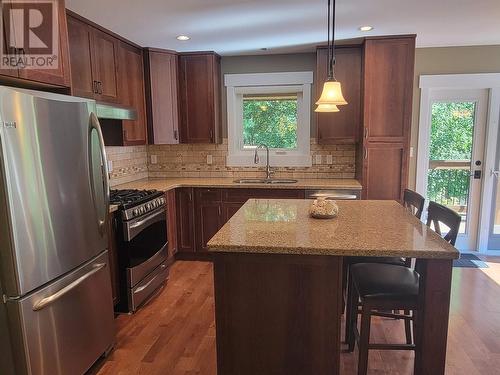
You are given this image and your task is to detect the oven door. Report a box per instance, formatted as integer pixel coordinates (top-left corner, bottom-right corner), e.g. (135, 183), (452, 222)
(123, 207), (168, 287)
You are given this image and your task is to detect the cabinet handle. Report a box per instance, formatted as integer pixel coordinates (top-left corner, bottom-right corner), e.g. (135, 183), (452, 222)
(209, 129), (213, 142)
(218, 205), (222, 217)
(364, 128), (368, 139)
(93, 81), (98, 94)
(174, 129), (178, 140)
(98, 81), (103, 95)
(123, 130), (128, 141)
(364, 147), (368, 159)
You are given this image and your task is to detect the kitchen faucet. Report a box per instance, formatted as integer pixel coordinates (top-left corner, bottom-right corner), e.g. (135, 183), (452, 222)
(254, 144), (274, 180)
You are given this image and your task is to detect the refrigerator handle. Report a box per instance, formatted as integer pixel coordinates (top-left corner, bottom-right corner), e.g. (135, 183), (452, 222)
(89, 112), (110, 234)
(32, 263), (107, 311)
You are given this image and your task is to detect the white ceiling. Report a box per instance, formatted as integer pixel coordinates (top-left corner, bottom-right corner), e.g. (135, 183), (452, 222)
(66, 0), (500, 55)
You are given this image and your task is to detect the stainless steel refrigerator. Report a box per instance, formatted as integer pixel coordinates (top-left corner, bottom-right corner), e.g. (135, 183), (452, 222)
(0, 87), (115, 375)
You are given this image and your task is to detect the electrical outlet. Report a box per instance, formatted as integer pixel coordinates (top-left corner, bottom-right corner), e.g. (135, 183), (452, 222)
(326, 155), (333, 165)
(150, 154), (158, 164)
(107, 160), (113, 172)
(207, 154), (213, 165)
(315, 155), (322, 165)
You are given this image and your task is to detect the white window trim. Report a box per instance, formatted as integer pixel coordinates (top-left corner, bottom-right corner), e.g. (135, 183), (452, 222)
(416, 73), (500, 253)
(225, 72), (313, 167)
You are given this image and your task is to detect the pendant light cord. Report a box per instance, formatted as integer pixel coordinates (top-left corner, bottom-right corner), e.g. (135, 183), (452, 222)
(327, 0), (336, 80)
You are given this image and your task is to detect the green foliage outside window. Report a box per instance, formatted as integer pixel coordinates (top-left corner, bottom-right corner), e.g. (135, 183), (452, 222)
(427, 102), (475, 207)
(242, 98), (298, 149)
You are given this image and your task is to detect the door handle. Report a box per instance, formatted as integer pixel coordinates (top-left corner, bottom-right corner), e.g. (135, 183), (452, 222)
(32, 263), (106, 311)
(471, 170), (482, 179)
(89, 112), (110, 234)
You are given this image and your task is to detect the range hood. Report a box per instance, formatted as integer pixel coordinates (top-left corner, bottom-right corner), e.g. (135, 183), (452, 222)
(96, 102), (137, 120)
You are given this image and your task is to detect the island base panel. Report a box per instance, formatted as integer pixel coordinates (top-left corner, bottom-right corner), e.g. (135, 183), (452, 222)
(213, 253), (342, 375)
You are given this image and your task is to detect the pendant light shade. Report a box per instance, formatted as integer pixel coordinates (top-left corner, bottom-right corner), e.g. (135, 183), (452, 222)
(315, 0), (347, 112)
(314, 103), (340, 113)
(315, 80), (347, 106)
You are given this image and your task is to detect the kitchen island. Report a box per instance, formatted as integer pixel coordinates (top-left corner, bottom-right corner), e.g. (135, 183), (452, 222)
(208, 199), (459, 375)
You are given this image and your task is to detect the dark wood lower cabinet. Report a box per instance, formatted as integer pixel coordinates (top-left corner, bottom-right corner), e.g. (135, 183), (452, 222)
(166, 190), (178, 262)
(363, 143), (406, 201)
(107, 213), (120, 307)
(174, 188), (306, 258)
(176, 187), (196, 253)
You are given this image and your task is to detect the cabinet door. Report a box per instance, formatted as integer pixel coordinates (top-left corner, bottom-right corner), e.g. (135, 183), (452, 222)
(363, 143), (407, 201)
(176, 188), (195, 252)
(195, 188), (222, 252)
(363, 38), (415, 142)
(107, 214), (120, 306)
(119, 43), (147, 145)
(166, 190), (178, 259)
(316, 47), (361, 144)
(91, 29), (119, 103)
(67, 15), (95, 98)
(222, 202), (244, 223)
(17, 0), (71, 87)
(145, 50), (179, 144)
(179, 54), (218, 143)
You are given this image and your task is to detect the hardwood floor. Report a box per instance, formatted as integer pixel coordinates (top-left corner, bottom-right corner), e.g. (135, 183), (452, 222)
(91, 258), (500, 375)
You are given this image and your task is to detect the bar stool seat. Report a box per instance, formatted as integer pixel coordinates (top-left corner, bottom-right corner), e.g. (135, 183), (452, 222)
(351, 263), (419, 301)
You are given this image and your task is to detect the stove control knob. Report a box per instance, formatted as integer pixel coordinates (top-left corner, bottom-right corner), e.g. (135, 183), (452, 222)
(160, 197), (165, 205)
(132, 209), (139, 216)
(147, 203), (152, 210)
(140, 207), (145, 214)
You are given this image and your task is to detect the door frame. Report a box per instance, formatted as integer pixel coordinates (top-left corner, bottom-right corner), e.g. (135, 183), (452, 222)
(416, 73), (500, 253)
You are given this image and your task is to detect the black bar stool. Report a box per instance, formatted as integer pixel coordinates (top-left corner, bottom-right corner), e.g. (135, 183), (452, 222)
(346, 200), (460, 375)
(343, 189), (425, 342)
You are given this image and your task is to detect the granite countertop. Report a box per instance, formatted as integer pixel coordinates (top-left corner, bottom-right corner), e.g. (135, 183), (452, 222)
(111, 177), (362, 191)
(207, 199), (460, 260)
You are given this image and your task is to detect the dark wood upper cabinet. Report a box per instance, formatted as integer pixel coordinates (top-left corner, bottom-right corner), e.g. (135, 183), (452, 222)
(316, 46), (362, 144)
(178, 52), (221, 143)
(118, 42), (147, 145)
(357, 35), (416, 201)
(0, 0), (70, 87)
(66, 15), (94, 98)
(363, 37), (415, 142)
(144, 48), (180, 144)
(91, 29), (120, 103)
(67, 12), (119, 103)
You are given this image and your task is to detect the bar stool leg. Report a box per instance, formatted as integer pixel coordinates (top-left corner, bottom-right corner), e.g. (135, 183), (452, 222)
(404, 309), (412, 344)
(346, 277), (357, 352)
(358, 304), (372, 375)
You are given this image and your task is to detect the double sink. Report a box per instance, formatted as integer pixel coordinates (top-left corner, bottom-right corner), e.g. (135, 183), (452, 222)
(233, 178), (298, 184)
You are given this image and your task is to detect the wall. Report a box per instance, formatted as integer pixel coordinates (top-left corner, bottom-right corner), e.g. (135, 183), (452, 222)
(409, 45), (500, 188)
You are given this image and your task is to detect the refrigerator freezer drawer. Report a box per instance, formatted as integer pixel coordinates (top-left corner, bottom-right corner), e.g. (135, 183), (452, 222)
(6, 251), (114, 375)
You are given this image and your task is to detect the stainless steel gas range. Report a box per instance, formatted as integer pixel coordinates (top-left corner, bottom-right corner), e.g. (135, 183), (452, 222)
(110, 189), (169, 313)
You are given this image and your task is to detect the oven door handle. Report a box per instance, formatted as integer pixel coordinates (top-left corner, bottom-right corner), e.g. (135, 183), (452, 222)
(125, 207), (166, 241)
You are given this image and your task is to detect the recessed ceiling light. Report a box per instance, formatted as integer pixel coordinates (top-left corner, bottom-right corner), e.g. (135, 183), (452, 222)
(359, 26), (374, 32)
(176, 35), (190, 41)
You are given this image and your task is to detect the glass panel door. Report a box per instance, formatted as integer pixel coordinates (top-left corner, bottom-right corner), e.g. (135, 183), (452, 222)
(425, 89), (488, 251)
(488, 127), (500, 250)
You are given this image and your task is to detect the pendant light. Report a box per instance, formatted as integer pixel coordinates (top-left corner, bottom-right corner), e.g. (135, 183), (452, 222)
(315, 0), (347, 112)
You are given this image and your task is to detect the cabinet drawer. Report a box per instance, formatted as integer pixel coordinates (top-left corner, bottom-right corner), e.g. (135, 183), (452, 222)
(196, 188), (222, 202)
(222, 188), (305, 203)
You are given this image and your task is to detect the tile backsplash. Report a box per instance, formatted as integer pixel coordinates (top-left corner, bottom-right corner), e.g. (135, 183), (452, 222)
(106, 146), (148, 187)
(106, 139), (355, 185)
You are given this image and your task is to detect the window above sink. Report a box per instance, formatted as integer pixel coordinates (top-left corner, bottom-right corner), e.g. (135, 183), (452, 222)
(225, 72), (313, 168)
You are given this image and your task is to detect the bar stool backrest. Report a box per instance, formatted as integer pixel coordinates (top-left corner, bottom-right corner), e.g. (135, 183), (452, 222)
(426, 201), (462, 245)
(403, 189), (425, 219)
